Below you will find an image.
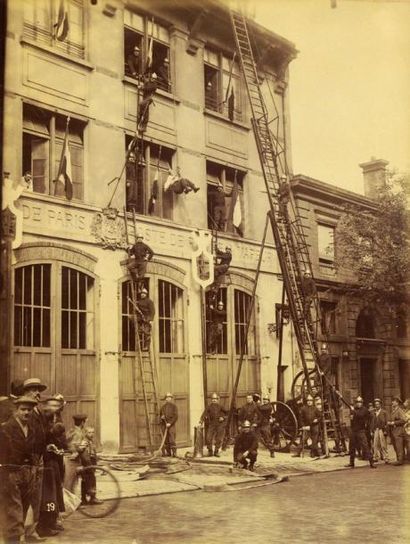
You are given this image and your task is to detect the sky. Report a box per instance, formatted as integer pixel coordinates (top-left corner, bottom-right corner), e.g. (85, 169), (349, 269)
(242, 0), (410, 194)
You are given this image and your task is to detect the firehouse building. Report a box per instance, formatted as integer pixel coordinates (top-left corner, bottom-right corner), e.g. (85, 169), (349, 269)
(2, 1), (408, 453)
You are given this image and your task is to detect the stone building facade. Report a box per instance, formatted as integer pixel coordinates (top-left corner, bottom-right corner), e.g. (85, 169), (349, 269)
(291, 162), (410, 418)
(1, 0), (298, 452)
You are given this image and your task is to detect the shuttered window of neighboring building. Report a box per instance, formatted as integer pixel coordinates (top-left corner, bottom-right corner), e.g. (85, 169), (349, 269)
(14, 264), (51, 347)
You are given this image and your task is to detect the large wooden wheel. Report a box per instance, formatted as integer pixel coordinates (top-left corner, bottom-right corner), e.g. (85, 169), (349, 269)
(271, 401), (298, 450)
(291, 368), (323, 400)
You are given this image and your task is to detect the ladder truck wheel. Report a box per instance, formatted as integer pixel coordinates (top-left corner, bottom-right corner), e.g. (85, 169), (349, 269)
(271, 401), (298, 451)
(291, 368), (322, 400)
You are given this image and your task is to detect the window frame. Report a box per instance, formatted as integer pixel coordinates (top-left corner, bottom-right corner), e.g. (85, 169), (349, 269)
(204, 47), (243, 122)
(125, 136), (174, 219)
(22, 103), (86, 200)
(206, 160), (245, 236)
(23, 0), (86, 60)
(317, 222), (336, 265)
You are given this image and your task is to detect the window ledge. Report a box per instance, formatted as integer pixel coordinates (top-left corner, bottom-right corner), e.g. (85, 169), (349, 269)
(122, 76), (180, 104)
(204, 108), (250, 131)
(20, 37), (95, 71)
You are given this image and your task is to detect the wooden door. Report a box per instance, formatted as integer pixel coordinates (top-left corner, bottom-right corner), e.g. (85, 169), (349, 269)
(119, 276), (189, 452)
(12, 262), (99, 438)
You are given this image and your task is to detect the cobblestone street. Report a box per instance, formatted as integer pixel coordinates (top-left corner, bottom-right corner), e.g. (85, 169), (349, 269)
(49, 464), (409, 544)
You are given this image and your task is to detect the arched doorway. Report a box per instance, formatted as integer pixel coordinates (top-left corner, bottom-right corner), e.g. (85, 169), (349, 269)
(118, 271), (189, 452)
(12, 249), (100, 438)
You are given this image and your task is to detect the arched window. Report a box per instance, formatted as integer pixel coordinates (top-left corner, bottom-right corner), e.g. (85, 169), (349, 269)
(355, 309), (376, 338)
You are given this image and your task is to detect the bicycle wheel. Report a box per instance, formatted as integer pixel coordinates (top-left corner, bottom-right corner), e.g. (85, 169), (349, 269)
(75, 465), (121, 518)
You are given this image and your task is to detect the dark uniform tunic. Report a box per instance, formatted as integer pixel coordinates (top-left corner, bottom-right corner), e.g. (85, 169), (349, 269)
(258, 403), (275, 452)
(214, 248), (232, 279)
(128, 241), (154, 281)
(207, 306), (226, 354)
(210, 188), (227, 231)
(237, 402), (260, 428)
(0, 416), (37, 540)
(349, 406), (371, 464)
(136, 296), (155, 351)
(233, 430), (258, 467)
(160, 402), (178, 455)
(28, 407), (47, 530)
(299, 404), (321, 456)
(200, 403), (227, 452)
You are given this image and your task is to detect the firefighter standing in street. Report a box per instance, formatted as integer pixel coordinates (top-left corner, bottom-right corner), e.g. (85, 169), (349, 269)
(127, 235), (154, 283)
(0, 396), (38, 544)
(258, 396), (276, 457)
(233, 420), (258, 471)
(199, 393), (227, 457)
(387, 396), (407, 465)
(160, 393), (178, 457)
(237, 394), (260, 431)
(293, 394), (321, 458)
(345, 396), (376, 468)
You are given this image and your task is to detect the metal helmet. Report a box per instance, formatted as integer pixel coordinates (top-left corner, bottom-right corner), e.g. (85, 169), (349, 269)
(211, 392), (219, 399)
(242, 420), (251, 428)
(306, 394), (314, 401)
(140, 287), (148, 295)
(355, 396), (363, 402)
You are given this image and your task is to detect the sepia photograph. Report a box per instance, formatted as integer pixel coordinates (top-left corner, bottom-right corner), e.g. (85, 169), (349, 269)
(0, 1), (409, 543)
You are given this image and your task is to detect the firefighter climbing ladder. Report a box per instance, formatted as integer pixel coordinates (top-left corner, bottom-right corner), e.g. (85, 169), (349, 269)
(123, 208), (162, 451)
(228, 10), (350, 453)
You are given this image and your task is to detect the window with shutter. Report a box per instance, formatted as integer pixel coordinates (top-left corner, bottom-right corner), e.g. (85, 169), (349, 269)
(31, 138), (49, 194)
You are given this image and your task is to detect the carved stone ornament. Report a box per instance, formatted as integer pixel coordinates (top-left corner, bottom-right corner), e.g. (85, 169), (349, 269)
(190, 230), (214, 288)
(91, 207), (127, 250)
(1, 174), (24, 249)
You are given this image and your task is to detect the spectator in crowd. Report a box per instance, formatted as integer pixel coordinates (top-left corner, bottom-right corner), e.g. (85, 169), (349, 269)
(79, 427), (103, 506)
(64, 414), (88, 492)
(370, 398), (389, 463)
(388, 396), (407, 466)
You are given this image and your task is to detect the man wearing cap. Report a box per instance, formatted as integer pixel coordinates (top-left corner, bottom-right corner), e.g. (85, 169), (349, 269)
(127, 235), (154, 283)
(23, 378), (48, 540)
(127, 44), (141, 78)
(214, 246), (232, 281)
(371, 398), (389, 463)
(0, 396), (38, 544)
(345, 396), (376, 468)
(237, 394), (260, 431)
(0, 380), (24, 425)
(64, 414), (88, 492)
(199, 393), (227, 457)
(387, 396), (407, 465)
(136, 288), (155, 351)
(233, 420), (258, 471)
(160, 393), (178, 457)
(258, 396), (276, 457)
(207, 300), (226, 354)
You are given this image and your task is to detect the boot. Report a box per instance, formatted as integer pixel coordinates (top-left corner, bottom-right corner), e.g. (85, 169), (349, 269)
(369, 460), (377, 469)
(171, 448), (177, 457)
(248, 462), (255, 471)
(207, 448), (213, 457)
(270, 451), (275, 458)
(214, 449), (220, 457)
(88, 494), (104, 505)
(344, 462), (354, 468)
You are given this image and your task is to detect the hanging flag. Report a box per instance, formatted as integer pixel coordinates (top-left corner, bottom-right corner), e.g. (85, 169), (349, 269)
(228, 86), (235, 121)
(56, 117), (73, 200)
(146, 18), (154, 72)
(229, 173), (243, 236)
(53, 0), (69, 42)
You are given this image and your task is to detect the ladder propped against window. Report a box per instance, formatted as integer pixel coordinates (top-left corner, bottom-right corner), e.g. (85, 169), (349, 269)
(123, 208), (162, 451)
(230, 10), (349, 454)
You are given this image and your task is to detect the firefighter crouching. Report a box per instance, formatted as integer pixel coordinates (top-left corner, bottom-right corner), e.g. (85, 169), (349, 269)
(233, 420), (258, 471)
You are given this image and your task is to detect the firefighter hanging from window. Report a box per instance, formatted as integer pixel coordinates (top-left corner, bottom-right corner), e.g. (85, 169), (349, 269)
(135, 287), (155, 351)
(207, 300), (226, 354)
(164, 166), (200, 195)
(137, 74), (158, 133)
(127, 235), (154, 284)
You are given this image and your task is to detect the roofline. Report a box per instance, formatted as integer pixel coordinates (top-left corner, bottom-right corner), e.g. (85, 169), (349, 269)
(290, 174), (378, 210)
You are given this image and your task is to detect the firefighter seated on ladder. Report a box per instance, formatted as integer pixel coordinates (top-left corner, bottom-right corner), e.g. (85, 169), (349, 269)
(135, 288), (155, 351)
(127, 235), (154, 283)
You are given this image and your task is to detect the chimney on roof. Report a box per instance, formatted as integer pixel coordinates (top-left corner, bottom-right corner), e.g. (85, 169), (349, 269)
(359, 157), (389, 199)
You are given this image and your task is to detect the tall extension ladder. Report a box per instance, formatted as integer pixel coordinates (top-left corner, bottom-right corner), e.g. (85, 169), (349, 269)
(230, 11), (349, 453)
(123, 209), (162, 451)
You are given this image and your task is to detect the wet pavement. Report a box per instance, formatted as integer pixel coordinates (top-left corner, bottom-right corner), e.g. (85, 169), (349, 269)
(50, 463), (409, 544)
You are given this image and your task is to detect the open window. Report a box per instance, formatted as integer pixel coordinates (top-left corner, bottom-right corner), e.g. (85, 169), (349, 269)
(22, 103), (85, 199)
(320, 301), (337, 335)
(204, 48), (243, 122)
(125, 136), (173, 219)
(317, 223), (335, 265)
(206, 161), (244, 236)
(124, 9), (171, 92)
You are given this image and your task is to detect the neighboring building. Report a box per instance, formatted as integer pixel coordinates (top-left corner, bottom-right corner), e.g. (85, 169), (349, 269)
(291, 159), (410, 417)
(1, 0), (297, 452)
